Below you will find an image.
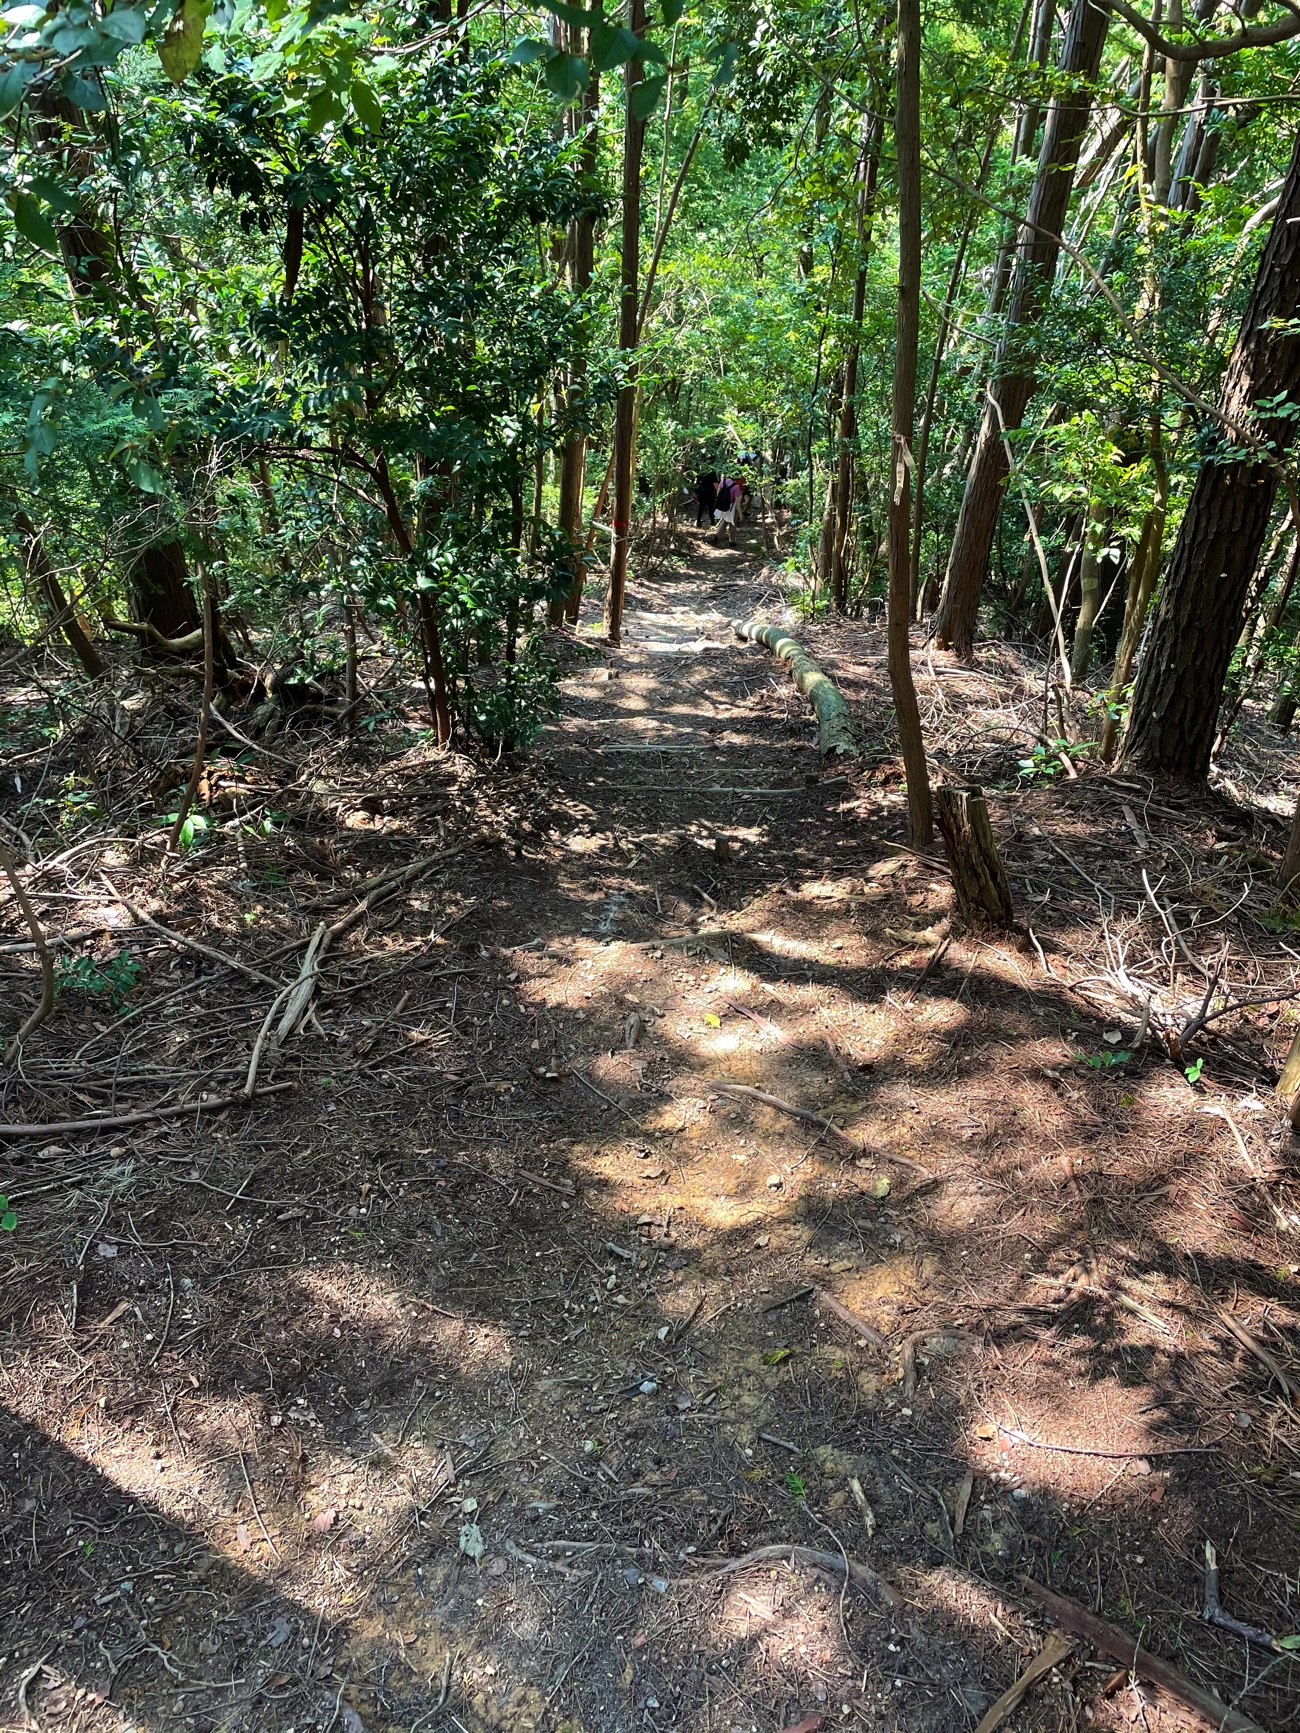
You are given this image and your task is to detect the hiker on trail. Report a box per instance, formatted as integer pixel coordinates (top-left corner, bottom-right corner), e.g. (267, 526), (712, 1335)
(713, 474), (742, 543)
(693, 471), (718, 527)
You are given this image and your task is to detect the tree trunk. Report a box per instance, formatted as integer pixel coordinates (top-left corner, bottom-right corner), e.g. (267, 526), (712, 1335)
(984, 0), (1057, 330)
(555, 32), (599, 627)
(935, 785), (1014, 926)
(603, 0), (648, 646)
(1069, 502), (1108, 681)
(1100, 433), (1167, 760)
(934, 0), (1109, 659)
(888, 0), (933, 849)
(129, 539), (202, 639)
(15, 510), (104, 678)
(1122, 127), (1300, 778)
(830, 117), (883, 615)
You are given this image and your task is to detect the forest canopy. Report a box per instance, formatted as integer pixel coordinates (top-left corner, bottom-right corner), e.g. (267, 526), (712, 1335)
(3, 0), (1300, 791)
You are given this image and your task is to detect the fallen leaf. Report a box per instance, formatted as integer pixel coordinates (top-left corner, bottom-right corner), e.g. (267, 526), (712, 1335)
(703, 1013), (721, 1028)
(309, 1508), (337, 1534)
(778, 1717), (825, 1733)
(459, 1522), (484, 1560)
(96, 1241), (118, 1258)
(872, 1176), (891, 1199)
(235, 1522), (253, 1554)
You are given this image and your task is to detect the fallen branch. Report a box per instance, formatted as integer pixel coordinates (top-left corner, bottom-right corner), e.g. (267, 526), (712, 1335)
(1203, 1540), (1283, 1651)
(706, 1543), (899, 1606)
(1019, 1576), (1267, 1733)
(711, 1081), (931, 1174)
(974, 1630), (1073, 1733)
(103, 877), (282, 989)
(0, 1081), (296, 1140)
(0, 846), (55, 1051)
(994, 1422), (1215, 1459)
(815, 1286), (886, 1349)
(732, 620), (859, 758)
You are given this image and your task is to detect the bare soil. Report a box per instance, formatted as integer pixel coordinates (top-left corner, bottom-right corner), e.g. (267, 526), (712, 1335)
(2, 520), (1300, 1733)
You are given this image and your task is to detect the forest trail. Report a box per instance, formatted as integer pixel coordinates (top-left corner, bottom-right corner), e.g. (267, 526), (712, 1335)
(3, 522), (1299, 1733)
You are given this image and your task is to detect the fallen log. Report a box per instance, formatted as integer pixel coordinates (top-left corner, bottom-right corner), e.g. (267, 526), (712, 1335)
(732, 620), (858, 758)
(1020, 1577), (1267, 1733)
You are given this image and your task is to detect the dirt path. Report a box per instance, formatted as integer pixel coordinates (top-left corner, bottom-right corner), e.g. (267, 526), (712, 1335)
(3, 525), (1299, 1733)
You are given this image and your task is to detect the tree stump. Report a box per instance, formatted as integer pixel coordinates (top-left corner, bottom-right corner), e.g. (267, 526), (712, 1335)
(935, 784), (1014, 927)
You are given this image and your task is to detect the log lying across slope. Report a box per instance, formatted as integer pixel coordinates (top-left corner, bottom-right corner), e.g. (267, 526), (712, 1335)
(732, 619), (858, 758)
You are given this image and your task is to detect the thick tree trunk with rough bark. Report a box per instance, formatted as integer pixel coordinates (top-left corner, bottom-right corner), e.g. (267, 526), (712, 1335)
(934, 0), (1109, 659)
(1122, 128), (1300, 778)
(129, 539), (202, 640)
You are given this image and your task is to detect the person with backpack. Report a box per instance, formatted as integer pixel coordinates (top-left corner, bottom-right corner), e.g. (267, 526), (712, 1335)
(713, 474), (741, 543)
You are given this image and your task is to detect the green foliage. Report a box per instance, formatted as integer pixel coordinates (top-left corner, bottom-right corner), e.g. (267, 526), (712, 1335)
(0, 1195), (15, 1233)
(55, 949), (144, 1007)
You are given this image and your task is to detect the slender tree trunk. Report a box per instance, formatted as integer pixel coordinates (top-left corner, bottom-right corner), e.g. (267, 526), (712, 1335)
(1069, 502), (1108, 681)
(934, 0), (1109, 660)
(889, 0), (933, 849)
(1099, 430), (1167, 760)
(15, 510), (104, 678)
(167, 563), (215, 856)
(1122, 128), (1300, 778)
(830, 117), (883, 614)
(555, 30), (599, 627)
(604, 0), (648, 645)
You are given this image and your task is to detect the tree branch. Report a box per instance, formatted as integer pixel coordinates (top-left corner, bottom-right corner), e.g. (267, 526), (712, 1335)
(1108, 0), (1300, 59)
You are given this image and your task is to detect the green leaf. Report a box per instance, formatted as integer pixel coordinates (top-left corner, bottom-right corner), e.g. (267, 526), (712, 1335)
(0, 60), (32, 119)
(631, 68), (665, 118)
(27, 174), (82, 215)
(304, 84), (339, 131)
(0, 1211), (14, 1232)
(12, 192), (60, 255)
(589, 21), (640, 68)
(58, 71), (107, 109)
(157, 0), (210, 84)
(1277, 1634), (1300, 1651)
(660, 0), (684, 20)
(102, 5), (148, 40)
(542, 50), (588, 100)
(710, 38), (739, 84)
(508, 35), (547, 63)
(129, 456), (166, 492)
(348, 77), (383, 129)
(1, 5), (49, 24)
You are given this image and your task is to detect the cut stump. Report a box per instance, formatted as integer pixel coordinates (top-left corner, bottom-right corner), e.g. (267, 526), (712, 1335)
(732, 620), (858, 758)
(935, 784), (1014, 928)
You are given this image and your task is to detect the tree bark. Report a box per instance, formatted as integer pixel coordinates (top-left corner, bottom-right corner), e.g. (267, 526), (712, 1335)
(129, 538), (202, 639)
(935, 786), (1015, 926)
(732, 621), (858, 757)
(889, 0), (933, 848)
(15, 510), (104, 679)
(934, 0), (1109, 660)
(1122, 127), (1300, 778)
(603, 0), (648, 646)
